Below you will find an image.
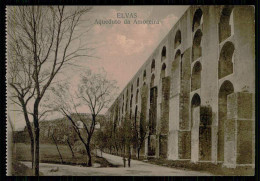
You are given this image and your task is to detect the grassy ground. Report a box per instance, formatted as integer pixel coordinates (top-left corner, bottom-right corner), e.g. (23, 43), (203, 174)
(145, 158), (254, 176)
(106, 150), (254, 176)
(14, 143), (114, 168)
(11, 160), (44, 176)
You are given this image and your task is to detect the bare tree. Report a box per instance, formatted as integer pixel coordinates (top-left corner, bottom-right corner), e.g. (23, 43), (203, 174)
(7, 6), (92, 175)
(95, 118), (115, 157)
(94, 127), (106, 157)
(116, 120), (128, 166)
(76, 70), (117, 166)
(132, 111), (148, 160)
(122, 113), (134, 167)
(50, 70), (118, 166)
(51, 133), (64, 164)
(7, 114), (15, 176)
(64, 135), (75, 158)
(7, 26), (36, 169)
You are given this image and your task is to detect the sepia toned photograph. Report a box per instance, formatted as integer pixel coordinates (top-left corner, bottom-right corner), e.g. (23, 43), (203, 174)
(6, 5), (255, 176)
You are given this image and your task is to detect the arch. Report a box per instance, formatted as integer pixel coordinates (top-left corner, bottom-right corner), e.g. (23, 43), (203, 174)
(192, 29), (203, 62)
(143, 69), (146, 80)
(192, 8), (203, 32)
(148, 85), (157, 156)
(190, 93), (201, 163)
(193, 30), (203, 46)
(219, 80), (234, 96)
(161, 64), (170, 141)
(191, 93), (201, 108)
(118, 103), (121, 114)
(143, 82), (146, 86)
(150, 74), (155, 87)
(174, 30), (182, 49)
(199, 105), (213, 161)
(219, 6), (234, 43)
(191, 61), (202, 91)
(130, 94), (133, 108)
(149, 86), (157, 134)
(161, 46), (166, 61)
(130, 94), (133, 119)
(131, 84), (133, 93)
(218, 41), (234, 79)
(135, 106), (138, 123)
(136, 89), (139, 103)
(172, 50), (181, 94)
(172, 49), (181, 73)
(218, 80), (234, 161)
(175, 49), (181, 60)
(190, 93), (201, 162)
(161, 63), (166, 78)
(151, 59), (155, 73)
(125, 98), (128, 111)
(137, 77), (139, 87)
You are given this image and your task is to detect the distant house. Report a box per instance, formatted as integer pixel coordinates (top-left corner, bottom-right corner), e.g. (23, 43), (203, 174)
(45, 114), (105, 142)
(14, 113), (105, 145)
(15, 113), (105, 144)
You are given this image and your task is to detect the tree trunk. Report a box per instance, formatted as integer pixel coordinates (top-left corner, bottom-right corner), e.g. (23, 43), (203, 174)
(128, 157), (131, 167)
(114, 142), (119, 155)
(33, 126), (39, 176)
(128, 145), (131, 167)
(86, 143), (92, 167)
(31, 139), (34, 169)
(123, 145), (126, 167)
(123, 157), (126, 167)
(21, 101), (35, 169)
(33, 100), (40, 176)
(137, 148), (140, 160)
(67, 139), (74, 158)
(52, 135), (63, 163)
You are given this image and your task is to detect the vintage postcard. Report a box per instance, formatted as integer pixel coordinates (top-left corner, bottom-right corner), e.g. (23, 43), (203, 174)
(6, 5), (255, 176)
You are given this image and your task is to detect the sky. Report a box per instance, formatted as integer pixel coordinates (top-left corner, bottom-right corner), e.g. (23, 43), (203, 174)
(8, 6), (189, 131)
(85, 6), (189, 90)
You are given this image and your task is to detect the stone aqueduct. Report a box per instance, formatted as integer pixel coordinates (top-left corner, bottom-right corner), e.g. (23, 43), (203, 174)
(106, 5), (255, 168)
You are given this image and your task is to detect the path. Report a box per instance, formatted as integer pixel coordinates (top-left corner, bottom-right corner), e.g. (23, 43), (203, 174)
(96, 150), (212, 176)
(22, 151), (212, 176)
